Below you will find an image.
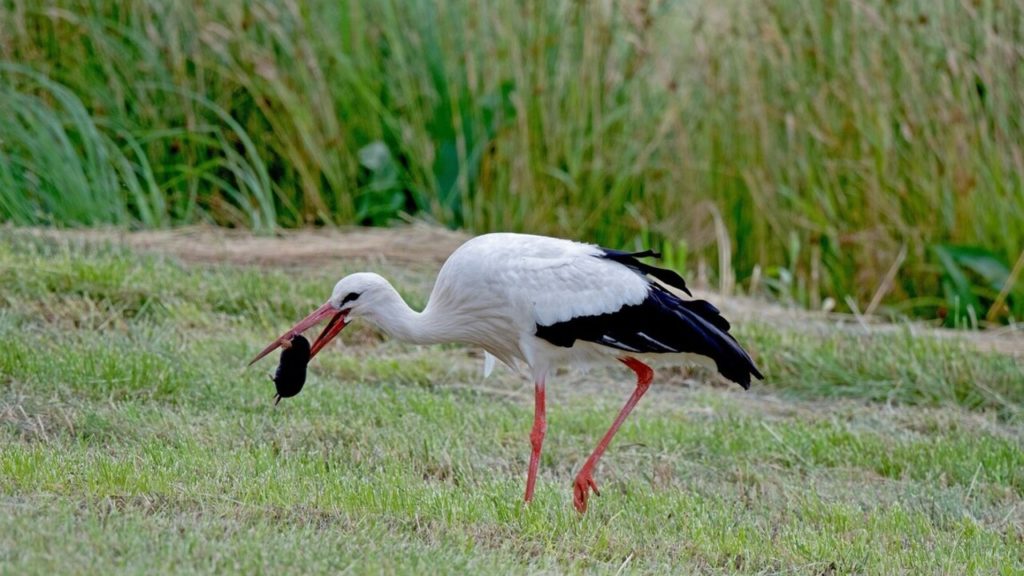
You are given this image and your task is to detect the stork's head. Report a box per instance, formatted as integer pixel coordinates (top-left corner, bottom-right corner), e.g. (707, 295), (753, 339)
(248, 272), (393, 366)
(327, 272), (394, 321)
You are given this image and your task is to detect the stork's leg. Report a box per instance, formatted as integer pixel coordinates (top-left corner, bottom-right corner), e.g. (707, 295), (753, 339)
(572, 357), (654, 513)
(524, 378), (547, 503)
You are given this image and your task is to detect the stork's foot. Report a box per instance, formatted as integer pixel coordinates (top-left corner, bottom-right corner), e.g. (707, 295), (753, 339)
(572, 467), (600, 513)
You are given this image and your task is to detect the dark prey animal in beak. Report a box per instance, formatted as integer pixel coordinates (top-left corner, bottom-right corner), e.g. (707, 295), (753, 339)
(272, 335), (311, 405)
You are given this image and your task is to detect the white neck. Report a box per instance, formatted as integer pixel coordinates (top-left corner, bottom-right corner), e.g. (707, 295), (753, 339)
(356, 277), (518, 366)
(363, 284), (449, 345)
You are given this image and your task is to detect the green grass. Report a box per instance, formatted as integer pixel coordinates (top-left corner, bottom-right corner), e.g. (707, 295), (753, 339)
(1, 0), (1023, 323)
(1, 230), (1022, 574)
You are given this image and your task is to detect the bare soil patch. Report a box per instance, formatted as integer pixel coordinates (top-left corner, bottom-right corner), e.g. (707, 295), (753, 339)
(15, 224), (1023, 358)
(18, 223), (467, 268)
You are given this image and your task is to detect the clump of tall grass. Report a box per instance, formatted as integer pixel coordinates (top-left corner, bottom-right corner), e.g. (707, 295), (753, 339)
(0, 0), (1021, 323)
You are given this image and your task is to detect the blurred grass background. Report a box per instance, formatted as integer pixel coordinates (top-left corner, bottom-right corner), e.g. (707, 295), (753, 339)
(0, 0), (1022, 324)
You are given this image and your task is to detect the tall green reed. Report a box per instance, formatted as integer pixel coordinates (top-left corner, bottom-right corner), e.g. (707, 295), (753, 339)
(0, 0), (1021, 322)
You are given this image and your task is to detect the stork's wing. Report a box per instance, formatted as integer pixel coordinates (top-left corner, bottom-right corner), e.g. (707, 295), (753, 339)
(491, 241), (653, 327)
(535, 284), (764, 388)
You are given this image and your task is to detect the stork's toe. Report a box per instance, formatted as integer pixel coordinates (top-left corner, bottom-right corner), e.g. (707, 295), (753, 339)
(572, 471), (600, 513)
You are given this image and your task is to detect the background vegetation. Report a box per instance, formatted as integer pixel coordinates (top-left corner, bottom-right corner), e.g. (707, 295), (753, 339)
(1, 0), (1023, 324)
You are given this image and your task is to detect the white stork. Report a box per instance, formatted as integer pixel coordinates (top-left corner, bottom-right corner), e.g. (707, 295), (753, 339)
(249, 233), (763, 512)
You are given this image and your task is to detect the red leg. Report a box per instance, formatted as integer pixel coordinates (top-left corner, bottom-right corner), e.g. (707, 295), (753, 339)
(524, 378), (547, 503)
(573, 357), (654, 513)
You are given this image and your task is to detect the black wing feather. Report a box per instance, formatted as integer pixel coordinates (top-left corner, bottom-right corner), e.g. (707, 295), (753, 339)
(599, 248), (692, 296)
(682, 299), (731, 332)
(535, 285), (763, 389)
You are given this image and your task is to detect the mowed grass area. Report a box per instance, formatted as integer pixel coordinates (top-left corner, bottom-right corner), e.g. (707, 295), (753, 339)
(1, 229), (1022, 574)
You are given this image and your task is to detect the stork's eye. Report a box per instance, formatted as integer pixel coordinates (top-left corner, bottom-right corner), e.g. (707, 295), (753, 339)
(340, 292), (360, 306)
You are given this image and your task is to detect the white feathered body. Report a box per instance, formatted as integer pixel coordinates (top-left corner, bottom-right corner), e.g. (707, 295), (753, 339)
(422, 234), (700, 378)
(341, 232), (760, 387)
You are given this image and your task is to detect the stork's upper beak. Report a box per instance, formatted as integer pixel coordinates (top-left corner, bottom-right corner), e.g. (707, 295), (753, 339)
(247, 301), (349, 366)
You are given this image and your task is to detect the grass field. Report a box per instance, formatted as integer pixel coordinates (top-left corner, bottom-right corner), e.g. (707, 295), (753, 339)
(1, 227), (1022, 574)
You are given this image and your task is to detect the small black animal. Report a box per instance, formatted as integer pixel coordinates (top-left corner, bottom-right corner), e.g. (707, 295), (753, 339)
(272, 335), (311, 405)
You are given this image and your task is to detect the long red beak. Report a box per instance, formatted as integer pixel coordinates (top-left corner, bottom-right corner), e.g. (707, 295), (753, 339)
(247, 301), (348, 366)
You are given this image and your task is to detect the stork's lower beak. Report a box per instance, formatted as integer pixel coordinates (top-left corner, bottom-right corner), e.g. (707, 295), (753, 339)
(248, 301), (348, 366)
